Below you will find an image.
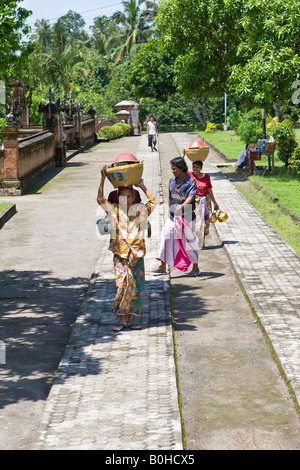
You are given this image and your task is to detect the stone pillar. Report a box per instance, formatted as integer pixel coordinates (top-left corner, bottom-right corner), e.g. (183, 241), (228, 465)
(115, 100), (140, 135)
(0, 126), (22, 194)
(39, 90), (66, 167)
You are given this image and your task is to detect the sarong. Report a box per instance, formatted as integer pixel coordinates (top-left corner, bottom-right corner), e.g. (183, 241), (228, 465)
(195, 195), (211, 248)
(157, 216), (199, 272)
(113, 255), (145, 316)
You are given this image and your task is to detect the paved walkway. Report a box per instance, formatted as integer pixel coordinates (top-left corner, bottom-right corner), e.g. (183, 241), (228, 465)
(171, 133), (300, 408)
(31, 136), (183, 450)
(1, 132), (299, 450)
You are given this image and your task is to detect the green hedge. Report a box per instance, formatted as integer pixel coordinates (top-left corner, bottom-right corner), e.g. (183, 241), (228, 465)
(98, 123), (132, 140)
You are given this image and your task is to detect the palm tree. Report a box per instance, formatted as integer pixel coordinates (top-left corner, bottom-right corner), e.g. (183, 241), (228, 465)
(90, 15), (115, 55)
(42, 23), (87, 99)
(107, 0), (158, 62)
(31, 19), (52, 51)
(43, 46), (87, 99)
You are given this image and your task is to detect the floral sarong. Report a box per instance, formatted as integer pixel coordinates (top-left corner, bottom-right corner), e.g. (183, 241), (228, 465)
(113, 255), (145, 316)
(97, 195), (156, 317)
(195, 195), (212, 248)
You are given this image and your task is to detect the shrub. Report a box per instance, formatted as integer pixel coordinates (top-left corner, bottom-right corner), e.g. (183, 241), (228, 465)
(227, 108), (243, 131)
(205, 122), (216, 133)
(289, 147), (300, 174)
(246, 108), (262, 122)
(273, 122), (298, 168)
(97, 123), (132, 140)
(236, 117), (262, 145)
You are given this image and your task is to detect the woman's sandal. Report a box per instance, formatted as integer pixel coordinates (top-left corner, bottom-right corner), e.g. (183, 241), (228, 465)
(187, 272), (201, 277)
(113, 323), (126, 332)
(126, 323), (142, 330)
(152, 268), (167, 274)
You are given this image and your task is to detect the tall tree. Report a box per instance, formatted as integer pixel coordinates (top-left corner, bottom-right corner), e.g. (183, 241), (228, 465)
(90, 15), (115, 55)
(107, 0), (158, 62)
(128, 37), (176, 100)
(156, 0), (243, 126)
(42, 20), (87, 98)
(0, 0), (32, 80)
(56, 10), (89, 45)
(157, 0), (300, 122)
(229, 0), (300, 116)
(31, 19), (52, 52)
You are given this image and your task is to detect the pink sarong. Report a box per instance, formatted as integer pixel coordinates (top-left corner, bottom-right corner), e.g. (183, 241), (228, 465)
(158, 216), (199, 272)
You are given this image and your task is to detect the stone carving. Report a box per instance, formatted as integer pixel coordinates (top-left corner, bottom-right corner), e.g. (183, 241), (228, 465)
(5, 79), (32, 128)
(39, 88), (63, 131)
(61, 91), (83, 125)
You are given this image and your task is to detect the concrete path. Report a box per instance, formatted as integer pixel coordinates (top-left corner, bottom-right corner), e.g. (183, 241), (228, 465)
(29, 136), (183, 450)
(171, 133), (300, 404)
(157, 133), (300, 450)
(1, 132), (300, 450)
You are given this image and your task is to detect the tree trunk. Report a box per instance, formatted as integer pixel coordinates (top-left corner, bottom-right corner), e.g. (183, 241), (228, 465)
(190, 98), (207, 129)
(273, 101), (281, 121)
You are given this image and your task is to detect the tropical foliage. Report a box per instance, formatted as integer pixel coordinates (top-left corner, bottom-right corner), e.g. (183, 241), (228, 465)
(0, 1), (32, 80)
(0, 0), (298, 143)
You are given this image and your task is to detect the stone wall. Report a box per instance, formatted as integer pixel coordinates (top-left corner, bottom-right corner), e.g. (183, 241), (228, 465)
(0, 86), (100, 195)
(81, 118), (96, 148)
(0, 129), (56, 195)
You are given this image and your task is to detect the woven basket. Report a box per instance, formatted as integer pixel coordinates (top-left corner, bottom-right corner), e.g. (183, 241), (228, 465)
(265, 142), (276, 152)
(185, 147), (209, 162)
(105, 162), (144, 188)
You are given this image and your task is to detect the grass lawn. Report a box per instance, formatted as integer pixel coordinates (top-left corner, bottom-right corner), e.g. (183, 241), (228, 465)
(0, 202), (11, 214)
(200, 130), (245, 160)
(200, 129), (300, 255)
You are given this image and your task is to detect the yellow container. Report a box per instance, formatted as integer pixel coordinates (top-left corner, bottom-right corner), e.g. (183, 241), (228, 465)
(105, 162), (144, 188)
(185, 147), (209, 162)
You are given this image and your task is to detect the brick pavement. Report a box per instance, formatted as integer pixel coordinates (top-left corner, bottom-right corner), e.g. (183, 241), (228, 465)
(31, 135), (183, 450)
(30, 131), (300, 450)
(171, 133), (300, 409)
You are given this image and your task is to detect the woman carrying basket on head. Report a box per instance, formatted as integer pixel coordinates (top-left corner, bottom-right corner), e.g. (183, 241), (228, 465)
(182, 149), (219, 249)
(97, 167), (157, 332)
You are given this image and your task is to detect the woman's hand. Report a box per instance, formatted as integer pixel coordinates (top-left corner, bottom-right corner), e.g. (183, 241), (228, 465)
(181, 148), (186, 158)
(136, 178), (144, 188)
(175, 204), (183, 215)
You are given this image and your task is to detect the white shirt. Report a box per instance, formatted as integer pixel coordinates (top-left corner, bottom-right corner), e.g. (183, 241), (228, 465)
(148, 121), (157, 135)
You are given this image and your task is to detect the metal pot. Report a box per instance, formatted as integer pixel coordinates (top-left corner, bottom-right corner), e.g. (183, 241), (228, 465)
(97, 216), (112, 235)
(210, 212), (218, 223)
(218, 210), (228, 223)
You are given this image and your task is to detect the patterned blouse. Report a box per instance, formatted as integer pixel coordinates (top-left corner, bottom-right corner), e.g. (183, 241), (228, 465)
(97, 195), (157, 260)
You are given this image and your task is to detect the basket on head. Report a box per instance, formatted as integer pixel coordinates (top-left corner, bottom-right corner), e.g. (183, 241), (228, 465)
(184, 140), (209, 162)
(105, 162), (144, 188)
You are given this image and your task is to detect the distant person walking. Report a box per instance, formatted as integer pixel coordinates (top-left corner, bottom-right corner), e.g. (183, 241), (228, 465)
(147, 115), (158, 152)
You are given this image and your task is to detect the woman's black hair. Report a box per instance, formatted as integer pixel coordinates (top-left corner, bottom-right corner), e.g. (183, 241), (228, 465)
(192, 160), (203, 168)
(170, 157), (188, 173)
